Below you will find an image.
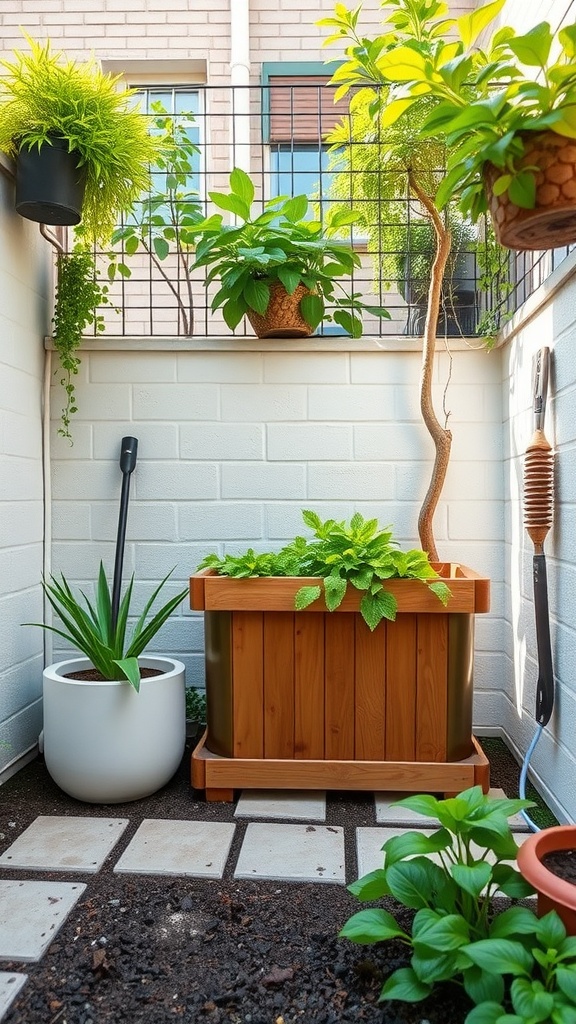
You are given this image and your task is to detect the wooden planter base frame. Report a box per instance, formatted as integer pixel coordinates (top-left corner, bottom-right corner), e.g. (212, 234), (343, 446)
(191, 732), (490, 802)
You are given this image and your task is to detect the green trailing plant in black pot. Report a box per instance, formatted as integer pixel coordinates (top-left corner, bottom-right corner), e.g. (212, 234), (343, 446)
(108, 103), (205, 336)
(192, 168), (389, 339)
(52, 247), (110, 442)
(0, 35), (161, 243)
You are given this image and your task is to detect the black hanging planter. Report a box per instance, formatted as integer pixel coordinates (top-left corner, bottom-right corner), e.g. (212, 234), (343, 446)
(15, 136), (87, 226)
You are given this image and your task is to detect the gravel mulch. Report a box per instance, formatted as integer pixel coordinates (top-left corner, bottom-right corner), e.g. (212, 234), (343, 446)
(0, 737), (556, 1024)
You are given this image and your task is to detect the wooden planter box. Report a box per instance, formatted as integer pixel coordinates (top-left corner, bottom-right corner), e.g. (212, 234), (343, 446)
(190, 564), (490, 801)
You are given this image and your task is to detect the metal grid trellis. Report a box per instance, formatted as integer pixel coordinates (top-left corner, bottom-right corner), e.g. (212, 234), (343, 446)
(85, 83), (573, 341)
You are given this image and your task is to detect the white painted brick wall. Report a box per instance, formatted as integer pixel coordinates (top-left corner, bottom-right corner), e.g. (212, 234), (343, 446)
(501, 252), (576, 824)
(0, 158), (50, 777)
(0, 0), (476, 88)
(48, 343), (505, 700)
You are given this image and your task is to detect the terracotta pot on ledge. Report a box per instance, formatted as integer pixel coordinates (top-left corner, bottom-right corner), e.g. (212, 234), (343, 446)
(485, 130), (576, 251)
(247, 281), (313, 338)
(517, 825), (576, 935)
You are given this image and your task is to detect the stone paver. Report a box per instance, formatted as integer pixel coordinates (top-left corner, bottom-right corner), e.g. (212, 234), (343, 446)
(113, 819), (235, 878)
(0, 816), (129, 873)
(0, 880), (86, 963)
(235, 790), (326, 821)
(374, 788), (529, 831)
(0, 973), (27, 1021)
(356, 826), (532, 879)
(235, 822), (345, 883)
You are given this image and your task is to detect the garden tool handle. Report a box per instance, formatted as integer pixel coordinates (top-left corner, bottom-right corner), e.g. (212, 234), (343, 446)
(532, 346), (549, 432)
(111, 437), (139, 632)
(533, 553), (554, 727)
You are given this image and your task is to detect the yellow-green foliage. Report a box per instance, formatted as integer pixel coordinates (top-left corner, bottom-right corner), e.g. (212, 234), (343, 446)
(0, 35), (161, 243)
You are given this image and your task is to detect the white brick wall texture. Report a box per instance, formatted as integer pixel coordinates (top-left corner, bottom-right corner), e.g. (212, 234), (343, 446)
(47, 344), (506, 703)
(0, 160), (49, 777)
(500, 260), (576, 825)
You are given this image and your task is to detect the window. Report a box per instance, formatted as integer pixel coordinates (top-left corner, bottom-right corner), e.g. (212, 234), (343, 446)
(132, 87), (202, 196)
(270, 143), (338, 211)
(262, 63), (347, 211)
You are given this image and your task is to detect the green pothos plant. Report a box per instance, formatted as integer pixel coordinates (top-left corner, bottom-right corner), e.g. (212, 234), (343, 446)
(341, 786), (576, 1023)
(197, 510), (450, 631)
(52, 246), (110, 443)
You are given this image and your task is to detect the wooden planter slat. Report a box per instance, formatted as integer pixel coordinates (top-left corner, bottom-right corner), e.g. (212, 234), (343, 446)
(294, 615), (324, 759)
(416, 613), (448, 762)
(325, 613), (355, 760)
(386, 614), (417, 760)
(232, 611), (263, 759)
(355, 618), (386, 761)
(264, 612), (294, 758)
(190, 564), (491, 800)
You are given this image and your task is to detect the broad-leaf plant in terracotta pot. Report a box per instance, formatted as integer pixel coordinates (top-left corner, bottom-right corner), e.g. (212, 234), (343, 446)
(322, 0), (576, 252)
(191, 167), (389, 339)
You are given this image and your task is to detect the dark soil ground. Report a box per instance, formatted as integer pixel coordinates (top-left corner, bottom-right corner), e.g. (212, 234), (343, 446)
(0, 738), (558, 1024)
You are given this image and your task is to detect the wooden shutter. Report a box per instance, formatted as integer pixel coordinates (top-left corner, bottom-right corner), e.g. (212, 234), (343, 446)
(268, 76), (350, 143)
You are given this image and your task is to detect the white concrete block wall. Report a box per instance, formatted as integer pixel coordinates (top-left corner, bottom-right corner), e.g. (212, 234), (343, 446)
(500, 255), (576, 824)
(48, 341), (506, 711)
(0, 157), (50, 780)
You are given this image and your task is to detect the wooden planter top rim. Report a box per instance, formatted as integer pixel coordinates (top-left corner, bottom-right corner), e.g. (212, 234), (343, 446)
(190, 562), (490, 614)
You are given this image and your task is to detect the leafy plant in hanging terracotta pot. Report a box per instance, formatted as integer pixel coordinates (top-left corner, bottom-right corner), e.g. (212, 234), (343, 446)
(0, 34), (161, 243)
(191, 167), (389, 338)
(322, 0), (576, 252)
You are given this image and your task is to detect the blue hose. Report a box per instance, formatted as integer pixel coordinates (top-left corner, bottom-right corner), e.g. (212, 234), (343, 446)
(519, 723), (544, 832)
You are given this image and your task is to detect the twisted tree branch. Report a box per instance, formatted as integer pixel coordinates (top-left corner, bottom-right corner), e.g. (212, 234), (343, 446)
(408, 171), (453, 561)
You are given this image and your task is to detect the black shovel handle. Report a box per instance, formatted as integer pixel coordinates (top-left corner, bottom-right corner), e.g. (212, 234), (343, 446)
(111, 437), (138, 634)
(533, 553), (554, 727)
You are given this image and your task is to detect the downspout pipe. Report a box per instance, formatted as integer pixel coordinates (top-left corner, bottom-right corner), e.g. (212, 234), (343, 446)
(229, 0), (251, 175)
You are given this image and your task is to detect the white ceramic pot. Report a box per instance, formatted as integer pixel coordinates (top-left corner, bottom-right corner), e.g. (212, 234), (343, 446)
(42, 656), (186, 803)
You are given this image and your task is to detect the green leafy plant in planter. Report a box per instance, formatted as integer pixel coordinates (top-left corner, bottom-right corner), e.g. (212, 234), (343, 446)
(26, 562), (188, 692)
(191, 167), (389, 338)
(340, 786), (576, 1021)
(0, 34), (161, 243)
(198, 509), (450, 631)
(52, 247), (111, 442)
(108, 103), (205, 336)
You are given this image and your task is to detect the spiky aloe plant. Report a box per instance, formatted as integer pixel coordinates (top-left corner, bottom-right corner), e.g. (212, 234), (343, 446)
(27, 563), (187, 692)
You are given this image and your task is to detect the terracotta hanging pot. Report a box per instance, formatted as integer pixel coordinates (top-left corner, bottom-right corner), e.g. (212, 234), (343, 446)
(15, 135), (87, 227)
(247, 280), (314, 338)
(485, 130), (576, 251)
(517, 825), (576, 935)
